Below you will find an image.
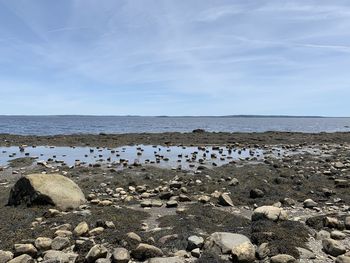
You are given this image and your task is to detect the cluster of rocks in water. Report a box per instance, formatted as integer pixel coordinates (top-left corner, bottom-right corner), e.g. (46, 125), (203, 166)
(0, 140), (350, 263)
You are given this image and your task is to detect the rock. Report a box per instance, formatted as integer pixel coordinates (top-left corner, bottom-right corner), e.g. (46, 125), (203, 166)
(187, 236), (204, 251)
(73, 221), (89, 236)
(147, 257), (184, 263)
(43, 250), (69, 263)
(191, 248), (200, 258)
(55, 230), (73, 238)
(13, 244), (37, 258)
(345, 216), (350, 229)
(112, 247), (130, 263)
(331, 230), (346, 240)
(250, 188), (264, 199)
(131, 243), (163, 260)
(270, 254), (296, 263)
(324, 217), (340, 228)
(0, 250), (14, 263)
(8, 173), (86, 210)
(34, 237), (52, 251)
(218, 193), (234, 206)
(51, 237), (70, 251)
(334, 179), (349, 188)
(336, 256), (350, 263)
(203, 232), (251, 254)
(178, 194), (191, 202)
(158, 234), (178, 245)
(126, 232), (142, 243)
(316, 230), (330, 240)
(303, 199), (318, 208)
(228, 178), (239, 186)
(231, 241), (255, 262)
(166, 200), (178, 208)
(86, 245), (108, 263)
(256, 243), (269, 259)
(95, 259), (111, 263)
(297, 247), (316, 260)
(89, 227), (104, 236)
(198, 195), (210, 203)
(334, 162), (345, 169)
(252, 206), (288, 222)
(322, 238), (346, 256)
(7, 255), (33, 263)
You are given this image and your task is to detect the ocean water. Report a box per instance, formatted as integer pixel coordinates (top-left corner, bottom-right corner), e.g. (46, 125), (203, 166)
(0, 116), (349, 135)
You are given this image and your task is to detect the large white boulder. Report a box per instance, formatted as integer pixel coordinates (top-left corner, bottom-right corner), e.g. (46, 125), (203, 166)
(8, 173), (86, 210)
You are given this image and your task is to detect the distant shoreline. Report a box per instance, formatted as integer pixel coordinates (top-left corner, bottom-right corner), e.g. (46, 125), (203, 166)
(0, 115), (348, 118)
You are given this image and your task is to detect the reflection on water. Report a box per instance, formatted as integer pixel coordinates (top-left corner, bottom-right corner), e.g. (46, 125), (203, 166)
(0, 145), (265, 170)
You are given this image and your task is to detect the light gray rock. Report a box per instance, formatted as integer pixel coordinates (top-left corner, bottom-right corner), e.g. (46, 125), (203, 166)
(147, 257), (185, 263)
(112, 247), (130, 263)
(34, 237), (52, 251)
(270, 254), (296, 263)
(336, 256), (350, 263)
(252, 206), (288, 222)
(218, 193), (234, 207)
(297, 247), (316, 260)
(43, 250), (69, 263)
(73, 221), (89, 237)
(191, 248), (200, 258)
(303, 199), (318, 208)
(8, 173), (86, 210)
(257, 243), (269, 260)
(231, 241), (255, 263)
(7, 255), (33, 263)
(331, 230), (346, 240)
(0, 250), (14, 263)
(131, 243), (163, 261)
(51, 237), (70, 251)
(14, 244), (37, 258)
(203, 232), (251, 254)
(316, 230), (330, 240)
(345, 216), (350, 230)
(95, 259), (111, 263)
(322, 238), (346, 257)
(187, 236), (204, 251)
(86, 245), (108, 263)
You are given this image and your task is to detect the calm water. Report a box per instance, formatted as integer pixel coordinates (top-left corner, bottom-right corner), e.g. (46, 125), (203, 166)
(0, 116), (349, 135)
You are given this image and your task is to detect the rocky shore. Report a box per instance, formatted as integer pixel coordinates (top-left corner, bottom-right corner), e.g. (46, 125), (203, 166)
(0, 132), (349, 263)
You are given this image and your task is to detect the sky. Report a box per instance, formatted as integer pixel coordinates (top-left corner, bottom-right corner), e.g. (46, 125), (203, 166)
(0, 0), (350, 116)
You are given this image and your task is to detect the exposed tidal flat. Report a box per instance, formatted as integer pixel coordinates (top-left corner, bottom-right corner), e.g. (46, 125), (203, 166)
(0, 132), (349, 263)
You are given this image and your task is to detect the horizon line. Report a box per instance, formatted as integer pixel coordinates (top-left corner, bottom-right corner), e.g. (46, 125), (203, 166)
(0, 114), (349, 118)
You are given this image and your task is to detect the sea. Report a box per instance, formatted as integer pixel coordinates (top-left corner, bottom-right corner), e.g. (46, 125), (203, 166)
(0, 116), (349, 135)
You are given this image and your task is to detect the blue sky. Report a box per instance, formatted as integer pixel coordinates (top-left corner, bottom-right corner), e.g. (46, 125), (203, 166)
(0, 0), (350, 116)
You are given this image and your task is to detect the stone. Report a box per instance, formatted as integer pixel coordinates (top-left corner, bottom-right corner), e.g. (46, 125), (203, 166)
(345, 216), (350, 229)
(191, 248), (200, 258)
(297, 247), (316, 260)
(95, 259), (111, 263)
(8, 173), (86, 210)
(324, 217), (340, 228)
(7, 255), (33, 263)
(73, 221), (89, 236)
(126, 232), (142, 243)
(131, 243), (163, 260)
(86, 245), (108, 263)
(334, 162), (345, 169)
(256, 243), (269, 259)
(43, 250), (69, 263)
(147, 257), (185, 263)
(322, 238), (346, 256)
(0, 250), (14, 263)
(51, 237), (70, 251)
(252, 206), (288, 222)
(34, 237), (52, 251)
(270, 254), (296, 263)
(231, 241), (255, 263)
(166, 200), (178, 208)
(112, 247), (130, 263)
(54, 230), (73, 238)
(228, 178), (239, 186)
(198, 195), (210, 203)
(14, 244), (37, 258)
(336, 256), (350, 263)
(316, 230), (330, 240)
(218, 193), (234, 207)
(187, 235), (204, 251)
(331, 230), (346, 240)
(250, 188), (264, 199)
(303, 199), (318, 208)
(203, 232), (251, 254)
(89, 227), (104, 236)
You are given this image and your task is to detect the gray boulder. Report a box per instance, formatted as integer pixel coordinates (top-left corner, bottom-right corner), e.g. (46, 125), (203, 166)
(252, 206), (288, 222)
(131, 243), (163, 260)
(203, 232), (251, 254)
(7, 255), (33, 263)
(8, 174), (86, 210)
(322, 238), (346, 257)
(0, 250), (14, 263)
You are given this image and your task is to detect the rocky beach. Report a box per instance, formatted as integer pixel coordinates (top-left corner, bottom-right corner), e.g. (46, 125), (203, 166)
(0, 131), (349, 263)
